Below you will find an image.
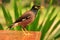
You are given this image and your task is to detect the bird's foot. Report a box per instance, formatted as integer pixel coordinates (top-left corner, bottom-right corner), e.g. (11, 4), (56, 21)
(22, 28), (32, 35)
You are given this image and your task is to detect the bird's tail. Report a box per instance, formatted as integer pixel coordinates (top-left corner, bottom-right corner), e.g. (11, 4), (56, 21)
(8, 23), (15, 29)
(8, 23), (18, 29)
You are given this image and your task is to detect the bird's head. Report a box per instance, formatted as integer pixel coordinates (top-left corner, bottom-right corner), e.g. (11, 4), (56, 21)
(32, 5), (40, 10)
(31, 5), (40, 14)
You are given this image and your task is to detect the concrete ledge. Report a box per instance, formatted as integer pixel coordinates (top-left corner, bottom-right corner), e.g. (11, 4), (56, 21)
(0, 30), (41, 40)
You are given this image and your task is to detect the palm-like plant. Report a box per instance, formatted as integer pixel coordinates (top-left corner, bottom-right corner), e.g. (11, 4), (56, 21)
(0, 0), (60, 40)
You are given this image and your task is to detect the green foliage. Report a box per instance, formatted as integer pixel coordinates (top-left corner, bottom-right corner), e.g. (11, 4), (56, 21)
(41, 12), (57, 40)
(14, 26), (22, 31)
(45, 0), (58, 5)
(54, 29), (60, 39)
(34, 0), (41, 5)
(50, 20), (60, 34)
(37, 0), (53, 31)
(0, 24), (4, 30)
(19, 0), (22, 16)
(1, 5), (13, 26)
(2, 0), (10, 3)
(14, 0), (19, 20)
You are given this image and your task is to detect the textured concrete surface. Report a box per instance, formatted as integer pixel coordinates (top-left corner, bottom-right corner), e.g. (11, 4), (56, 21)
(0, 30), (41, 40)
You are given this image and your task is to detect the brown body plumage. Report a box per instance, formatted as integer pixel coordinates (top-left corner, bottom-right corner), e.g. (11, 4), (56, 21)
(9, 5), (40, 30)
(17, 11), (35, 28)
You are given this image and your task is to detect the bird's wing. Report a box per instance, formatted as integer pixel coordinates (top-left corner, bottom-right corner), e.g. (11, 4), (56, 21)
(15, 13), (31, 23)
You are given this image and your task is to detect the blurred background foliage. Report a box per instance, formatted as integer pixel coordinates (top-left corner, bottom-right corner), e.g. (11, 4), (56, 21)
(0, 0), (60, 40)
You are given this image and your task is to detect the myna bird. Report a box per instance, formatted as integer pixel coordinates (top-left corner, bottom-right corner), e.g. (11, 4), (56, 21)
(9, 5), (40, 31)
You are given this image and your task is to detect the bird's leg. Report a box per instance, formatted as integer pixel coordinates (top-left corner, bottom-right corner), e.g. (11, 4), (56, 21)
(22, 28), (31, 35)
(21, 28), (27, 35)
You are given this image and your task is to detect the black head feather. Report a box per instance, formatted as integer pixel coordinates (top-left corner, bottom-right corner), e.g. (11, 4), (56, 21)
(31, 5), (40, 14)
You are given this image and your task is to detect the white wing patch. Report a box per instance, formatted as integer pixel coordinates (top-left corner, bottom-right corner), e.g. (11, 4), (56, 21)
(22, 16), (31, 21)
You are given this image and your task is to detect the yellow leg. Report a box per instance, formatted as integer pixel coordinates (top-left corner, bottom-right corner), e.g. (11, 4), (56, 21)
(21, 28), (31, 35)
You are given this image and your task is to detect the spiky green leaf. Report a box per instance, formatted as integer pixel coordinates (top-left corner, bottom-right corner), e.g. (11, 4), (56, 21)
(40, 8), (57, 40)
(1, 5), (13, 26)
(14, 0), (19, 20)
(0, 24), (4, 30)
